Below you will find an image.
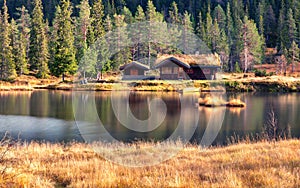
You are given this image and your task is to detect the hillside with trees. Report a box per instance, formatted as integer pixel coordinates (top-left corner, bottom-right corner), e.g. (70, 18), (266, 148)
(0, 0), (299, 80)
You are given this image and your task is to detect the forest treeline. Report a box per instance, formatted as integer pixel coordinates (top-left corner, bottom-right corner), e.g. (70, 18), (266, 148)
(0, 0), (299, 80)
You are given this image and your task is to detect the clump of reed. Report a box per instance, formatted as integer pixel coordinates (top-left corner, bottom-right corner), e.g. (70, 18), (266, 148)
(199, 96), (246, 108)
(226, 98), (246, 107)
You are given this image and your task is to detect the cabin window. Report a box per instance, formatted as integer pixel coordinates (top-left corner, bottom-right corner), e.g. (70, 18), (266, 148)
(178, 67), (184, 78)
(130, 69), (139, 75)
(186, 69), (194, 74)
(173, 67), (178, 74)
(202, 68), (211, 74)
(162, 67), (172, 74)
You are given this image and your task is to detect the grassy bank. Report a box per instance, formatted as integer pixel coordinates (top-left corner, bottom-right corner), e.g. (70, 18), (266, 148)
(1, 74), (300, 92)
(0, 139), (299, 187)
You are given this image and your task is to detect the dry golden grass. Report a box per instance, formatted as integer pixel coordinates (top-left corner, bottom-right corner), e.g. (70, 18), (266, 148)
(0, 140), (299, 187)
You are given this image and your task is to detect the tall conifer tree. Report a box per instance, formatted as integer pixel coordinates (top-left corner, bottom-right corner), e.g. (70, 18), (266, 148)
(91, 0), (105, 39)
(16, 6), (30, 75)
(239, 16), (263, 72)
(50, 0), (77, 82)
(29, 0), (49, 78)
(0, 0), (16, 80)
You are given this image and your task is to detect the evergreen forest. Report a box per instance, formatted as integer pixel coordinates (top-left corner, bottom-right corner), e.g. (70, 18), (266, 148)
(0, 0), (299, 80)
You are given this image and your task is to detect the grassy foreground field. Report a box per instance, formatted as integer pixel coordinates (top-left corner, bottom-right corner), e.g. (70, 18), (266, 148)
(0, 139), (299, 187)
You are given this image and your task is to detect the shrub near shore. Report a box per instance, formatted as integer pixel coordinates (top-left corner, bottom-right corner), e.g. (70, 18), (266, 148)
(0, 140), (299, 187)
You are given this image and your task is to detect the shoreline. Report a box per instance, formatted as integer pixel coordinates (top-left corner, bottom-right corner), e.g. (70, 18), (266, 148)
(1, 77), (300, 92)
(0, 139), (299, 187)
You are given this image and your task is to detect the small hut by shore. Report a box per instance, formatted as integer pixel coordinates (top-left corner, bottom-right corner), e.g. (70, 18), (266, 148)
(120, 61), (150, 80)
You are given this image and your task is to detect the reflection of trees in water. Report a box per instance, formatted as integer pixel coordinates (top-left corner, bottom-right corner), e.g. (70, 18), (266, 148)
(0, 91), (32, 116)
(0, 91), (75, 120)
(94, 92), (188, 142)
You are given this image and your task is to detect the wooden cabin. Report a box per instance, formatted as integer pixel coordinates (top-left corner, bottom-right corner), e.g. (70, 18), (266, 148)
(120, 61), (150, 80)
(155, 54), (221, 80)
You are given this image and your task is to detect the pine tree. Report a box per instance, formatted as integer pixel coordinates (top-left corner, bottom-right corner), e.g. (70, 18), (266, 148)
(50, 0), (77, 82)
(205, 5), (213, 49)
(286, 8), (297, 48)
(278, 0), (287, 50)
(211, 19), (221, 53)
(213, 5), (226, 31)
(122, 6), (134, 24)
(146, 0), (157, 66)
(0, 0), (16, 80)
(16, 6), (30, 75)
(257, 2), (264, 36)
(75, 0), (92, 63)
(239, 16), (263, 72)
(168, 2), (182, 54)
(196, 11), (206, 41)
(226, 2), (234, 71)
(288, 41), (300, 73)
(104, 15), (113, 32)
(111, 14), (130, 69)
(132, 5), (146, 60)
(217, 30), (230, 71)
(181, 11), (194, 54)
(294, 0), (300, 45)
(264, 5), (276, 47)
(10, 19), (23, 76)
(29, 0), (49, 78)
(91, 0), (105, 40)
(169, 1), (180, 24)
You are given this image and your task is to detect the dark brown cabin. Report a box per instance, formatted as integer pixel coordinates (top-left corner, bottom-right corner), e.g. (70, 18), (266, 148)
(120, 61), (150, 80)
(155, 54), (221, 80)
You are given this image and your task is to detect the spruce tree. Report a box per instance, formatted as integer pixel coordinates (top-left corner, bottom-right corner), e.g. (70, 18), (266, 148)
(213, 5), (226, 31)
(196, 11), (206, 41)
(239, 16), (263, 72)
(133, 5), (146, 60)
(50, 0), (77, 82)
(211, 19), (221, 53)
(104, 15), (113, 32)
(226, 2), (234, 71)
(146, 0), (158, 66)
(168, 2), (182, 54)
(205, 6), (213, 49)
(217, 30), (230, 71)
(10, 19), (23, 76)
(91, 0), (105, 40)
(264, 5), (276, 47)
(16, 6), (30, 75)
(286, 8), (297, 48)
(29, 0), (49, 78)
(75, 0), (92, 63)
(288, 41), (300, 73)
(181, 11), (194, 54)
(111, 14), (130, 69)
(278, 0), (287, 50)
(169, 1), (180, 24)
(0, 0), (16, 80)
(122, 6), (134, 24)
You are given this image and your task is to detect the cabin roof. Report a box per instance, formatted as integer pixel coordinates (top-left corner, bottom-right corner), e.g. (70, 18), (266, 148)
(155, 54), (221, 68)
(155, 57), (191, 69)
(120, 61), (150, 71)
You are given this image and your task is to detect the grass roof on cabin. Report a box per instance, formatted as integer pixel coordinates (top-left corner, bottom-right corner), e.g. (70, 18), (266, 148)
(120, 61), (150, 71)
(155, 54), (221, 67)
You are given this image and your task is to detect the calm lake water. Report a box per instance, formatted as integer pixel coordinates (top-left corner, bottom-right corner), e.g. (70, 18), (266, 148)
(0, 90), (299, 145)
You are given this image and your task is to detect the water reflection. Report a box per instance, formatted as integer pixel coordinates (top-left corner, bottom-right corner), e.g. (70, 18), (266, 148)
(0, 90), (299, 145)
